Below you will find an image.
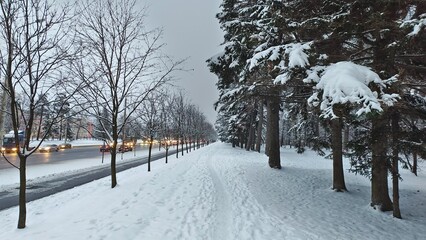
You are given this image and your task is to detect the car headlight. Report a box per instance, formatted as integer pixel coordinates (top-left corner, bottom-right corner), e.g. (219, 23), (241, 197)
(12, 148), (17, 151)
(1, 147), (5, 151)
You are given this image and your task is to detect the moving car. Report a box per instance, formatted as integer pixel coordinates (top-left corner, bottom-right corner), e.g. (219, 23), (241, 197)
(58, 143), (72, 149)
(39, 144), (59, 152)
(118, 145), (132, 153)
(99, 141), (133, 153)
(100, 143), (111, 152)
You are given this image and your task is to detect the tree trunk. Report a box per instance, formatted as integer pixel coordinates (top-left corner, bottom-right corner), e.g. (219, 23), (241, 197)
(165, 144), (169, 164)
(148, 135), (153, 172)
(18, 156), (27, 229)
(412, 151), (417, 176)
(331, 116), (347, 192)
(255, 102), (263, 152)
(176, 137), (179, 158)
(265, 100), (271, 157)
(246, 109), (256, 151)
(371, 115), (393, 211)
(267, 93), (281, 169)
(250, 125), (256, 150)
(280, 117), (285, 147)
(36, 106), (44, 140)
(391, 112), (401, 218)
(59, 118), (63, 140)
(0, 93), (6, 146)
(111, 145), (117, 188)
(181, 136), (184, 156)
(240, 131), (244, 149)
(110, 121), (118, 188)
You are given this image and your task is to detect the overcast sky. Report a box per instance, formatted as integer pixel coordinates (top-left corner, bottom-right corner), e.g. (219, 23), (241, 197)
(143, 0), (224, 124)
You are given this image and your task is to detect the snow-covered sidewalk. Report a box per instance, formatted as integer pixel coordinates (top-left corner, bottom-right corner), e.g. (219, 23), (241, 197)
(0, 142), (425, 240)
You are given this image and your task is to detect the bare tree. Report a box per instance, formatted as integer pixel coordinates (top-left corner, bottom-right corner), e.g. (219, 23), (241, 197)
(0, 0), (77, 229)
(158, 90), (173, 163)
(171, 92), (186, 158)
(73, 0), (181, 188)
(137, 92), (162, 172)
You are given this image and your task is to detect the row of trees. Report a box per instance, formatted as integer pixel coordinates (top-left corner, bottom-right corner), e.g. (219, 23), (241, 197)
(0, 0), (215, 229)
(131, 90), (216, 170)
(208, 0), (425, 219)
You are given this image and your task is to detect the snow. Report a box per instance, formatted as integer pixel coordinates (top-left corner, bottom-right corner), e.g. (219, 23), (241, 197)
(400, 5), (426, 37)
(221, 86), (244, 99)
(248, 42), (311, 79)
(407, 18), (426, 36)
(308, 61), (399, 118)
(1, 142), (425, 239)
(248, 45), (281, 71)
(286, 42), (311, 68)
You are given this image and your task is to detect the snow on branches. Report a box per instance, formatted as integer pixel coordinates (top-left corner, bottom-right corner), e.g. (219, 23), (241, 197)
(399, 5), (426, 37)
(307, 61), (400, 119)
(247, 42), (312, 84)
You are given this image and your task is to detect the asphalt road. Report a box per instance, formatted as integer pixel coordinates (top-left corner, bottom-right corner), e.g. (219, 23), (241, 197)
(0, 144), (156, 170)
(0, 147), (189, 211)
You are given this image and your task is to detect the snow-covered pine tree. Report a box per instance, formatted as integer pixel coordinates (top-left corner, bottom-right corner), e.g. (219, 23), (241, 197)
(344, 1), (425, 215)
(208, 0), (266, 150)
(308, 0), (425, 214)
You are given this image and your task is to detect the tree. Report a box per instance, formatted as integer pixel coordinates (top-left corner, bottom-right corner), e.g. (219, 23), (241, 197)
(34, 94), (49, 140)
(0, 0), (77, 229)
(336, 1), (425, 212)
(138, 92), (162, 172)
(307, 0), (426, 212)
(211, 0), (425, 218)
(158, 91), (173, 163)
(52, 93), (70, 140)
(73, 0), (181, 188)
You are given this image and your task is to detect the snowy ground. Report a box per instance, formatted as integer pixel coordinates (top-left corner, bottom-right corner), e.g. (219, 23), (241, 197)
(0, 142), (425, 240)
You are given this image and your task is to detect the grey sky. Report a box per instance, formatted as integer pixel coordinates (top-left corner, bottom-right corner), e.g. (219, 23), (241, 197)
(143, 0), (224, 124)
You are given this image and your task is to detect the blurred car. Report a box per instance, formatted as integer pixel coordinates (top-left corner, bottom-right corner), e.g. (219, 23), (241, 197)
(58, 143), (72, 149)
(100, 143), (111, 152)
(39, 144), (59, 152)
(118, 144), (132, 153)
(118, 145), (131, 153)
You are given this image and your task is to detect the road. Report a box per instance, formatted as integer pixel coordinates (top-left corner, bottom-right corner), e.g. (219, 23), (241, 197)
(0, 144), (159, 170)
(0, 146), (190, 211)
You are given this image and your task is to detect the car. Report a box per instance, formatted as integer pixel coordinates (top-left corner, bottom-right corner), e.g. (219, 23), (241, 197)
(118, 144), (132, 153)
(100, 144), (111, 152)
(39, 144), (59, 152)
(58, 143), (72, 149)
